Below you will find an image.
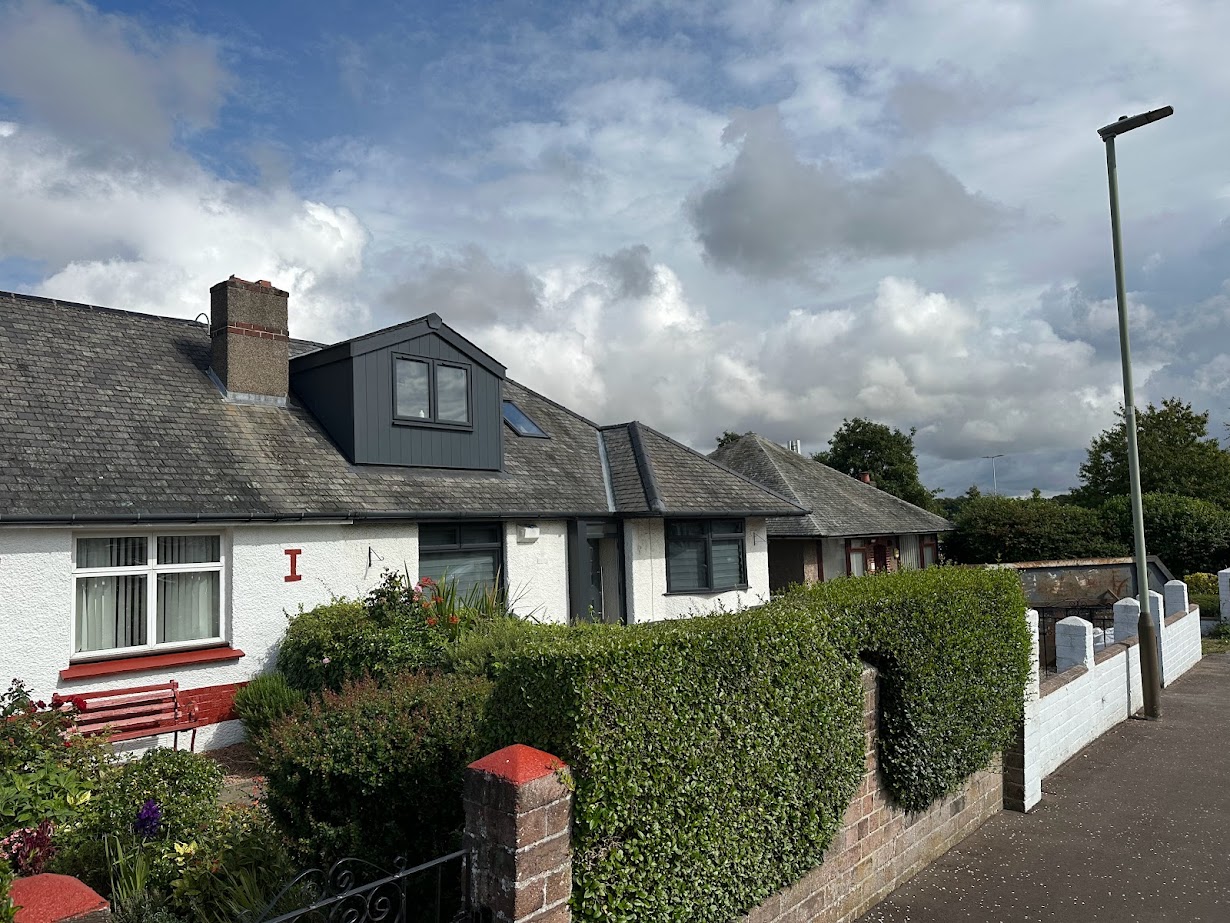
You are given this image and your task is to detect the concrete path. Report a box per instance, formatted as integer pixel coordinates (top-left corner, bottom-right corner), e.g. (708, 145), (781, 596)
(859, 654), (1230, 923)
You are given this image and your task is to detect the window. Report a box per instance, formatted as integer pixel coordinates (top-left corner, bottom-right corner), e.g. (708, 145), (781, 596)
(921, 534), (940, 568)
(393, 356), (471, 426)
(73, 535), (224, 657)
(847, 539), (868, 578)
(502, 400), (548, 437)
(665, 519), (746, 592)
(419, 523), (502, 597)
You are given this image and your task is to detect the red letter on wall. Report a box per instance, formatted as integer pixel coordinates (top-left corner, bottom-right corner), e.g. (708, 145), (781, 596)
(284, 548), (302, 582)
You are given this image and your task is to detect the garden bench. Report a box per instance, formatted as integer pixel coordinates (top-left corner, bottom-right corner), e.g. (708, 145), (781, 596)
(51, 681), (205, 751)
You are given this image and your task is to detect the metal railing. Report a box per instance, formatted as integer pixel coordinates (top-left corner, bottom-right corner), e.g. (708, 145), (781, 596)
(1036, 606), (1115, 676)
(250, 848), (476, 923)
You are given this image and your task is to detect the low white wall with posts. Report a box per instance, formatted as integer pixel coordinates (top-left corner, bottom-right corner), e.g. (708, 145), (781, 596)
(1006, 587), (1203, 813)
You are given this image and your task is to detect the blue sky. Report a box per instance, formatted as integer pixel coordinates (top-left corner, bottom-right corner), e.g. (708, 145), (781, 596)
(1, 0), (1228, 498)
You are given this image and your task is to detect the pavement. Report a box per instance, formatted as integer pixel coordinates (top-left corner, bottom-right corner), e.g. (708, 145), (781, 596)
(859, 653), (1230, 923)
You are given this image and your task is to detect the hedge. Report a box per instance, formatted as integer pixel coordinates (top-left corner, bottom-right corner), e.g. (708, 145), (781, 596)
(483, 604), (867, 923)
(797, 566), (1031, 811)
(257, 671), (494, 866)
(484, 566), (1030, 922)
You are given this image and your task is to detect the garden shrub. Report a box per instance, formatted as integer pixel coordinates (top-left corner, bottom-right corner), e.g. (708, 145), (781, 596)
(445, 616), (566, 677)
(257, 670), (494, 867)
(1101, 493), (1230, 578)
(233, 672), (304, 741)
(0, 864), (15, 923)
(53, 748), (223, 895)
(1184, 572), (1220, 619)
(483, 605), (867, 923)
(799, 567), (1032, 812)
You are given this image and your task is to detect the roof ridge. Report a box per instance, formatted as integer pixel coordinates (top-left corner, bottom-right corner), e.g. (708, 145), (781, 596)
(637, 423), (808, 513)
(0, 289), (208, 330)
(508, 378), (602, 431)
(627, 421), (666, 513)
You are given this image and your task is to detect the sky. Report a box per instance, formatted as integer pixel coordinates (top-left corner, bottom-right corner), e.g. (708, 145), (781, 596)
(1, 0), (1228, 498)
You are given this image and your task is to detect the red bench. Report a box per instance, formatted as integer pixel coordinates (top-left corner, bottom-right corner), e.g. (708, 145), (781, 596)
(52, 681), (205, 751)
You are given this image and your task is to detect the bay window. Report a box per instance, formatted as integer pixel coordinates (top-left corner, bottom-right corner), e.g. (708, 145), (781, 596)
(665, 519), (747, 592)
(73, 534), (224, 657)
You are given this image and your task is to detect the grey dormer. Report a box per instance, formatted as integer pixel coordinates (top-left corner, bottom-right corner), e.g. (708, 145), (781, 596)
(290, 314), (506, 470)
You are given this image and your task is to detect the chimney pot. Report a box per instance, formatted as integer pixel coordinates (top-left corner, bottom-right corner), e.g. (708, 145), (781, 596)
(858, 471), (873, 484)
(209, 275), (290, 405)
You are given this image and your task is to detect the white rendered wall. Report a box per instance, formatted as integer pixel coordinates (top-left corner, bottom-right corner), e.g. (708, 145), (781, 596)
(0, 522), (419, 710)
(623, 518), (770, 623)
(503, 521), (568, 624)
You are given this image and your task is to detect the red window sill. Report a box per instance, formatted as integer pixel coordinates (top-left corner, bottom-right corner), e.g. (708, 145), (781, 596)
(60, 647), (245, 681)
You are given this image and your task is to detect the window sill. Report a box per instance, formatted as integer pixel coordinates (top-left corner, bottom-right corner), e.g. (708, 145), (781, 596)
(663, 585), (750, 597)
(60, 646), (245, 682)
(392, 418), (474, 432)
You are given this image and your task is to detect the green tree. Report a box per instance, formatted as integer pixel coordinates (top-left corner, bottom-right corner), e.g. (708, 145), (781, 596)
(1076, 399), (1230, 508)
(943, 495), (1127, 565)
(814, 417), (936, 510)
(714, 431), (744, 449)
(1100, 493), (1230, 577)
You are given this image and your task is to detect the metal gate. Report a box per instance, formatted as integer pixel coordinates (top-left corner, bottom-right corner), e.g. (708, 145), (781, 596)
(250, 848), (480, 923)
(1036, 606), (1115, 676)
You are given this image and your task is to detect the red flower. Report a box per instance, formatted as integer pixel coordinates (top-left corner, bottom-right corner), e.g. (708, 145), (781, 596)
(426, 617), (438, 627)
(448, 615), (459, 625)
(433, 596), (444, 604)
(419, 576), (435, 586)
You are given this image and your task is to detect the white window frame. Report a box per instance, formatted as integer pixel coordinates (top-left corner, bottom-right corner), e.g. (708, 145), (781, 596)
(70, 531), (229, 661)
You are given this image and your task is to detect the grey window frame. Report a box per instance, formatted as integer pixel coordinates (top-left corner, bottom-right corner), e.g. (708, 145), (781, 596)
(502, 400), (550, 438)
(418, 522), (503, 594)
(392, 354), (474, 430)
(664, 519), (747, 593)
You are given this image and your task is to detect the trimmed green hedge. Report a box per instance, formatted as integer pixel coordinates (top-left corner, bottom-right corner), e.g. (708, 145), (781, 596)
(257, 671), (494, 866)
(484, 566), (1030, 922)
(484, 604), (866, 923)
(798, 567), (1031, 811)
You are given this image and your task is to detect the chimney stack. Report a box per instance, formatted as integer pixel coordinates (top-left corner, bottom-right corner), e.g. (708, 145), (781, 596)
(858, 471), (873, 485)
(787, 439), (802, 454)
(209, 276), (290, 405)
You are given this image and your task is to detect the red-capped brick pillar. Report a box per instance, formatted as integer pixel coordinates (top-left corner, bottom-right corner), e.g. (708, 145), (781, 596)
(464, 744), (572, 923)
(12, 874), (110, 922)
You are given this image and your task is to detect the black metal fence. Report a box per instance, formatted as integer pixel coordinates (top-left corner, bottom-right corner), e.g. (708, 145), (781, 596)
(250, 848), (477, 923)
(1036, 606), (1115, 676)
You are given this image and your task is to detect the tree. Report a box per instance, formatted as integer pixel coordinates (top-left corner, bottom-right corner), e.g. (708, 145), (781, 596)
(943, 495), (1127, 565)
(1100, 493), (1230, 577)
(1076, 399), (1230, 508)
(814, 418), (936, 510)
(714, 431), (744, 449)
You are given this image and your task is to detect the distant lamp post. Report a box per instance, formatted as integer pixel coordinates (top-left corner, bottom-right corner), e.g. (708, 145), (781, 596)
(982, 454), (1005, 494)
(1098, 104), (1173, 721)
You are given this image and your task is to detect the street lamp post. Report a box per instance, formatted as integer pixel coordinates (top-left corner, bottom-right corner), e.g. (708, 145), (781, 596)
(982, 454), (1005, 494)
(1098, 105), (1172, 721)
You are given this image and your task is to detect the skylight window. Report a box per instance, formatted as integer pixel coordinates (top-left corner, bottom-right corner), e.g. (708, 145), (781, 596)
(502, 400), (548, 437)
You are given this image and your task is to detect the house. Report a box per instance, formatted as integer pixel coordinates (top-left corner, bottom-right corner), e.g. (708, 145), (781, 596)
(0, 277), (805, 749)
(710, 434), (950, 593)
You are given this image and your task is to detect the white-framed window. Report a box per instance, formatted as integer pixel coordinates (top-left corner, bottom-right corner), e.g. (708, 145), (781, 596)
(72, 534), (225, 658)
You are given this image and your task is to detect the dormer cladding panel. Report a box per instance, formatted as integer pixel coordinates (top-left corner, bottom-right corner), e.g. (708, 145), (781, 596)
(290, 324), (503, 470)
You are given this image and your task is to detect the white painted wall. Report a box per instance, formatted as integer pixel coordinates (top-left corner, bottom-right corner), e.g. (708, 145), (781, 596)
(503, 520), (568, 624)
(623, 518), (770, 623)
(0, 522), (420, 749)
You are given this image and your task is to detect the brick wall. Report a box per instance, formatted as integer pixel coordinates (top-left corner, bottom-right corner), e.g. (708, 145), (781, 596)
(741, 668), (1002, 923)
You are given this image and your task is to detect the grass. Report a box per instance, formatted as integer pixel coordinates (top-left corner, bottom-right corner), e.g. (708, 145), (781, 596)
(1202, 636), (1230, 655)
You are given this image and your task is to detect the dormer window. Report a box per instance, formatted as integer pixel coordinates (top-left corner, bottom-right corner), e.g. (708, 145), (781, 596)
(394, 356), (471, 427)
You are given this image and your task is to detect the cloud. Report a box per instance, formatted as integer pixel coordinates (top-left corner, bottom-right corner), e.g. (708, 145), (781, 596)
(380, 245), (543, 327)
(687, 107), (1011, 279)
(0, 0), (229, 156)
(0, 123), (369, 342)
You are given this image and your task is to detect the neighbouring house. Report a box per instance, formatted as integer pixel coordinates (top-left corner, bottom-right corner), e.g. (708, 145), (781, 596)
(0, 277), (805, 749)
(710, 434), (951, 594)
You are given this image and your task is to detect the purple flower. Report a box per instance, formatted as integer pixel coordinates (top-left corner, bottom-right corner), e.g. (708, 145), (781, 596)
(134, 799), (162, 839)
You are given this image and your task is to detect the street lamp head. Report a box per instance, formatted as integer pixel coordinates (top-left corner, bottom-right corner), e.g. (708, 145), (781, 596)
(1098, 105), (1174, 141)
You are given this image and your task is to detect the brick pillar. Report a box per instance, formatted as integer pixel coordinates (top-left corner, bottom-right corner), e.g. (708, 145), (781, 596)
(1054, 617), (1093, 674)
(1163, 580), (1189, 620)
(1218, 568), (1230, 623)
(464, 744), (572, 923)
(1004, 609), (1042, 813)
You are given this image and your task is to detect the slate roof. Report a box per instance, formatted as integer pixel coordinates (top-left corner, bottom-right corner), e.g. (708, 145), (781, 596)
(710, 434), (951, 538)
(0, 291), (804, 523)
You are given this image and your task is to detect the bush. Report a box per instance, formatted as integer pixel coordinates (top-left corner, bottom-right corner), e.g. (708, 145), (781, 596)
(0, 865), (15, 923)
(257, 671), (494, 867)
(445, 616), (565, 677)
(54, 749), (223, 895)
(233, 673), (303, 741)
(1101, 493), (1230, 578)
(943, 495), (1125, 564)
(484, 606), (867, 923)
(1184, 572), (1219, 596)
(802, 568), (1031, 811)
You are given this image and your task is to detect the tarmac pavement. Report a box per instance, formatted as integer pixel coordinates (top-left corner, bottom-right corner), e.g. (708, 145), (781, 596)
(859, 653), (1230, 923)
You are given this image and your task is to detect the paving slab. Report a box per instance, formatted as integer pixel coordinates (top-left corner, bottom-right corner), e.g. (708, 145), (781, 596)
(859, 653), (1230, 923)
